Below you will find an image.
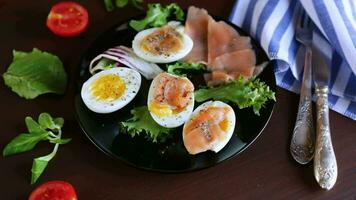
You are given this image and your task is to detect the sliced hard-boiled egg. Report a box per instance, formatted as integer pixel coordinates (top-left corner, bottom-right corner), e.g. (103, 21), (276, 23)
(147, 72), (194, 128)
(81, 67), (141, 113)
(182, 101), (236, 155)
(132, 22), (193, 63)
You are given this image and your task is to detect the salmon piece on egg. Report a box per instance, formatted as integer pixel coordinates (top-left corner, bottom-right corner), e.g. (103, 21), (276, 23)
(147, 73), (195, 128)
(183, 101), (236, 155)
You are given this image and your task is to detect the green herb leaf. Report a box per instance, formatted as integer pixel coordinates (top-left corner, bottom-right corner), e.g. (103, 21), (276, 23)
(167, 62), (206, 76)
(131, 0), (144, 9)
(38, 113), (57, 130)
(25, 117), (45, 134)
(129, 3), (184, 31)
(104, 0), (115, 11)
(2, 133), (48, 156)
(195, 78), (276, 115)
(121, 106), (172, 142)
(49, 138), (71, 145)
(2, 48), (68, 99)
(31, 144), (58, 184)
(115, 0), (128, 7)
(53, 117), (64, 128)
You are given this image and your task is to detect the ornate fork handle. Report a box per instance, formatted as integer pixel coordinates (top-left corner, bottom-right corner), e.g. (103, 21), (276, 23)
(314, 86), (337, 190)
(290, 96), (315, 164)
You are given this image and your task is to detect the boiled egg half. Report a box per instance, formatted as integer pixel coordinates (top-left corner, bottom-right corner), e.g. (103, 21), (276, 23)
(147, 73), (194, 128)
(81, 67), (141, 113)
(183, 101), (236, 155)
(132, 22), (193, 63)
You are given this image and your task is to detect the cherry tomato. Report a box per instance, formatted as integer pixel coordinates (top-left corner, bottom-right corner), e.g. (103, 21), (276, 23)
(28, 180), (78, 200)
(46, 1), (89, 37)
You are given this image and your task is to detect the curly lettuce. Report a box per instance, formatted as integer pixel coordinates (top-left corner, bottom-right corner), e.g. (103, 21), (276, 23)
(195, 78), (276, 115)
(167, 62), (206, 76)
(120, 106), (173, 142)
(129, 3), (184, 31)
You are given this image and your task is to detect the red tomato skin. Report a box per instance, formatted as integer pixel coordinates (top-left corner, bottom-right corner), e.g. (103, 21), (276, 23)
(46, 1), (89, 37)
(29, 180), (78, 200)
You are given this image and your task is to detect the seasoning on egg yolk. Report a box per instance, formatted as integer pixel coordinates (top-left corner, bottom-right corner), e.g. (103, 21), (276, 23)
(90, 74), (126, 101)
(141, 26), (183, 56)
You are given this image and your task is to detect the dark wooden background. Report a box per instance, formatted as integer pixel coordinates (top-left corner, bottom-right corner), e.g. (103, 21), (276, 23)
(0, 0), (355, 199)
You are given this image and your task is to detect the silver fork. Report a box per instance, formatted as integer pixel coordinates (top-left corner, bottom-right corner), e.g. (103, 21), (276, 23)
(290, 15), (315, 164)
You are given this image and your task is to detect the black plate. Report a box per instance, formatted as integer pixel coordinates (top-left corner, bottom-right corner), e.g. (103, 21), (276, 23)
(74, 16), (276, 172)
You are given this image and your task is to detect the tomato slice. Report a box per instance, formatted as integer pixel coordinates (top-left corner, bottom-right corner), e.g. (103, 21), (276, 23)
(29, 180), (78, 200)
(46, 1), (89, 37)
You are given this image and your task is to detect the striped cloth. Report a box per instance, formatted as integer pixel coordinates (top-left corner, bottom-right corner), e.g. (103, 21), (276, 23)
(229, 0), (356, 120)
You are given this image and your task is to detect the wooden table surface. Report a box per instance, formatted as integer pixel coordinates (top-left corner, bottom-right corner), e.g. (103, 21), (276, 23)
(1, 0), (355, 199)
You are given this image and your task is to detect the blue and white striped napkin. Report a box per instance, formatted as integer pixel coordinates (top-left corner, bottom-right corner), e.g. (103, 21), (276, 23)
(229, 0), (356, 120)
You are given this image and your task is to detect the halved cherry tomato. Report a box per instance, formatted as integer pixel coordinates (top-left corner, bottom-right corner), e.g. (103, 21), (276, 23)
(46, 1), (89, 37)
(28, 180), (78, 200)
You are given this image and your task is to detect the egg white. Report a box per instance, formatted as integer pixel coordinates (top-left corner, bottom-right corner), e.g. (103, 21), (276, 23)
(81, 67), (141, 114)
(183, 101), (236, 154)
(132, 24), (193, 63)
(147, 73), (194, 128)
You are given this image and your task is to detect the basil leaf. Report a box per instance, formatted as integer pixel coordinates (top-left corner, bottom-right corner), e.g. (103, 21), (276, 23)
(31, 144), (58, 184)
(49, 138), (71, 145)
(115, 0), (128, 8)
(3, 48), (68, 99)
(2, 133), (48, 156)
(25, 117), (45, 134)
(53, 117), (64, 128)
(38, 113), (57, 130)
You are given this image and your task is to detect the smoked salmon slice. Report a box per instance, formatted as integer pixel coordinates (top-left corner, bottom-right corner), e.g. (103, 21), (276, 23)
(183, 6), (258, 85)
(183, 6), (210, 63)
(207, 19), (252, 64)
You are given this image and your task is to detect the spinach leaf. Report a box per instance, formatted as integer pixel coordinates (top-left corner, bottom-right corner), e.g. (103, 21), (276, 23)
(49, 138), (72, 145)
(25, 117), (45, 134)
(2, 113), (70, 184)
(3, 133), (48, 156)
(38, 112), (57, 130)
(31, 144), (58, 184)
(53, 117), (64, 128)
(3, 48), (68, 99)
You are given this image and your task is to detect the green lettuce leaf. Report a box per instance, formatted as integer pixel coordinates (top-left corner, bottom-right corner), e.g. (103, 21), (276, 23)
(167, 62), (206, 76)
(3, 48), (67, 99)
(121, 106), (172, 142)
(195, 78), (276, 115)
(129, 3), (184, 31)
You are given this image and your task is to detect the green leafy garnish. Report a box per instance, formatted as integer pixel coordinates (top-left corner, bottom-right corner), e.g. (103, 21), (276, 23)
(129, 3), (184, 31)
(104, 0), (143, 11)
(121, 106), (172, 142)
(167, 62), (206, 76)
(195, 78), (276, 115)
(2, 113), (71, 184)
(3, 48), (68, 99)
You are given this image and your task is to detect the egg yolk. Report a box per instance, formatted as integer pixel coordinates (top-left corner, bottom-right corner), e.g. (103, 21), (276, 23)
(141, 26), (183, 56)
(219, 119), (229, 132)
(148, 101), (173, 117)
(90, 74), (125, 101)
